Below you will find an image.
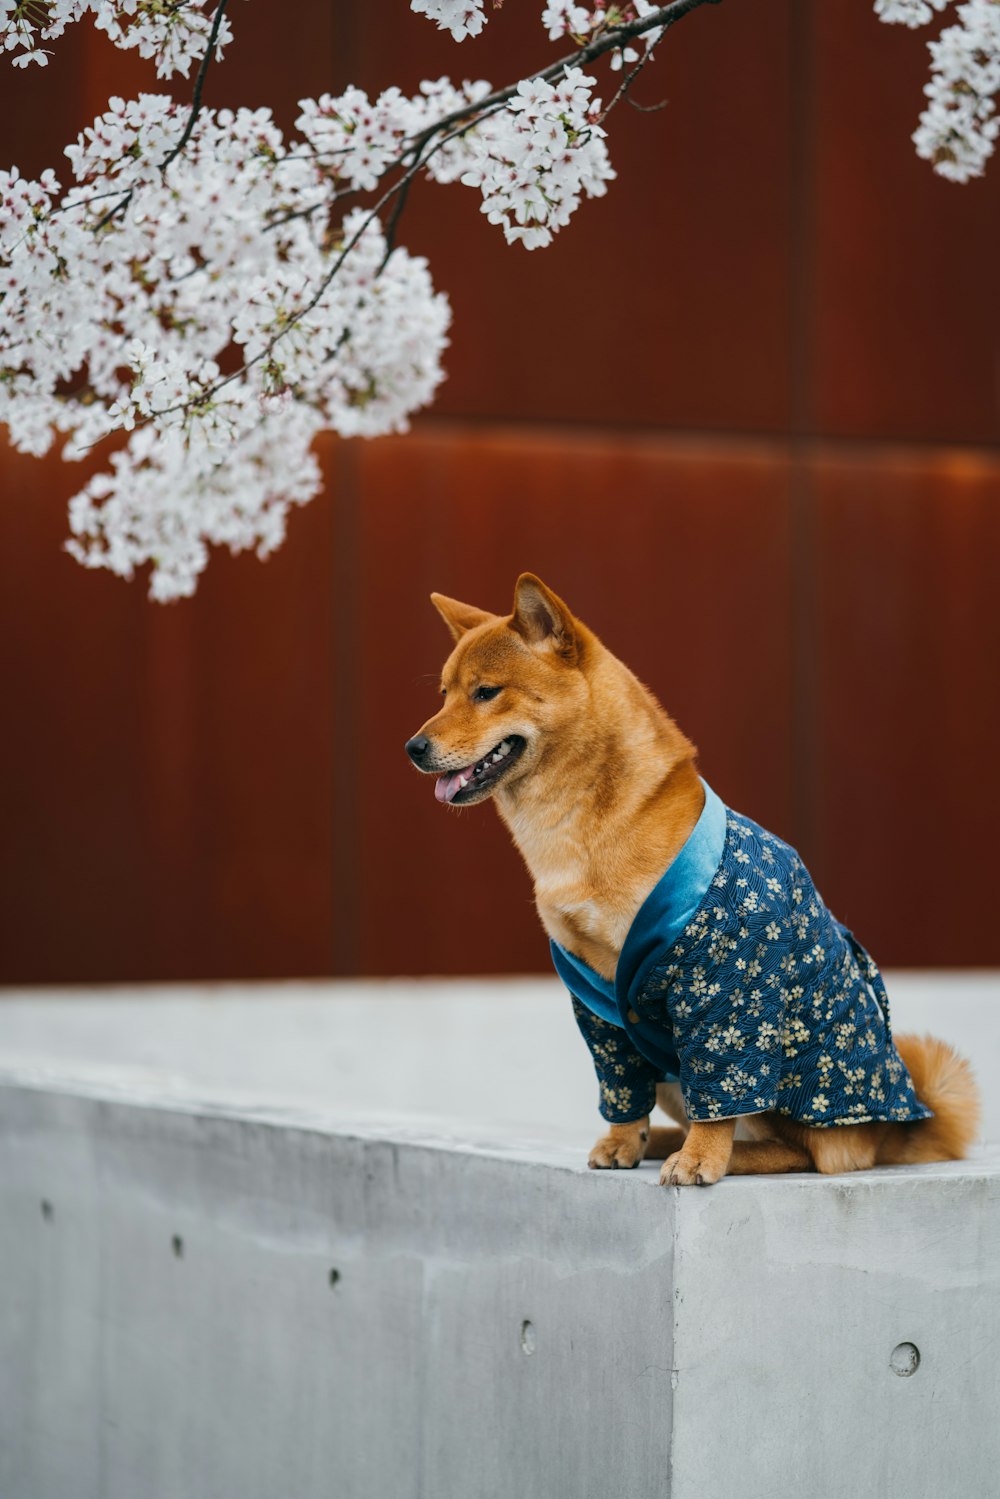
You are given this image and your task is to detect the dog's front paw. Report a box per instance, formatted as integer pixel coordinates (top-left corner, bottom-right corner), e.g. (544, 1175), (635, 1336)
(658, 1120), (735, 1186)
(588, 1119), (649, 1171)
(659, 1148), (726, 1187)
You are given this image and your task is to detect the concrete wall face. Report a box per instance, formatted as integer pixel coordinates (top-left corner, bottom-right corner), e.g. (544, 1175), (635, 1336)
(670, 1171), (1000, 1497)
(0, 1084), (678, 1499)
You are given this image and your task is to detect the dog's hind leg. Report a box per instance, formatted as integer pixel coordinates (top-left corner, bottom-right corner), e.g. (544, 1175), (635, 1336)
(643, 1126), (687, 1160)
(727, 1139), (814, 1175)
(645, 1084), (690, 1158)
(655, 1080), (688, 1126)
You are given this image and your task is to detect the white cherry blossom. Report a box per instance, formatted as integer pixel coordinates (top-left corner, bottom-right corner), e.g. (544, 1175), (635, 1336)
(1, 0), (231, 73)
(874, 0), (1000, 181)
(873, 0), (951, 26)
(914, 0), (1000, 179)
(408, 0), (488, 42)
(459, 68), (613, 247)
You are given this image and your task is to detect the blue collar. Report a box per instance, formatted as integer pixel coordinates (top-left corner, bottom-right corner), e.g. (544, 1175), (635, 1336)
(616, 778), (728, 1005)
(550, 780), (727, 1070)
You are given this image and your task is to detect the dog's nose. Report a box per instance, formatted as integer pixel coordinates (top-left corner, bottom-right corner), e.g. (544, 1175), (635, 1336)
(405, 734), (432, 764)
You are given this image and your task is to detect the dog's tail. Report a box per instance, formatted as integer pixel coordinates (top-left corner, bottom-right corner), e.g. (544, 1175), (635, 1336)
(877, 1033), (981, 1165)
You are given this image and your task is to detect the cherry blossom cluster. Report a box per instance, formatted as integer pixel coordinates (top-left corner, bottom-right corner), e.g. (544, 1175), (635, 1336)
(294, 78), (493, 196)
(409, 0), (488, 42)
(458, 68), (613, 246)
(873, 0), (951, 25)
(295, 71), (614, 252)
(877, 0), (1000, 180)
(2, 96), (450, 597)
(916, 0), (1000, 178)
(0, 50), (618, 595)
(0, 0), (231, 74)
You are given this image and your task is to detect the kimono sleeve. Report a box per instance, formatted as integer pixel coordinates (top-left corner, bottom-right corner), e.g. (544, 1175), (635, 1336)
(570, 996), (660, 1123)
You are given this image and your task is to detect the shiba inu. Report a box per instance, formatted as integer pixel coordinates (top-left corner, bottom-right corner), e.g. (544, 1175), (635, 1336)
(405, 573), (980, 1186)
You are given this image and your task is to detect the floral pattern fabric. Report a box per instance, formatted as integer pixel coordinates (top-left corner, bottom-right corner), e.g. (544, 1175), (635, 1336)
(568, 809), (932, 1129)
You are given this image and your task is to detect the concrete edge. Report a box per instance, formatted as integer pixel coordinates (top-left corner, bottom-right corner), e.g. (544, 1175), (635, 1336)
(2, 1059), (998, 1191)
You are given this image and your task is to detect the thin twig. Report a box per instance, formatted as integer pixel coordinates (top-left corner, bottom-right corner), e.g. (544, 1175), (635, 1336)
(3, 185), (125, 257)
(159, 0), (231, 173)
(263, 185), (360, 234)
(93, 0), (230, 232)
(46, 188), (126, 219)
(596, 37), (661, 124)
(378, 160), (418, 272)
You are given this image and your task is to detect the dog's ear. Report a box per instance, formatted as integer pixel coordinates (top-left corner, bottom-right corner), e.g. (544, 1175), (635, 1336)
(430, 592), (496, 642)
(511, 574), (580, 663)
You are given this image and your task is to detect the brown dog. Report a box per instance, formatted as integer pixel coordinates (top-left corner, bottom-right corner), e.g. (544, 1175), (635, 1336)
(406, 573), (980, 1185)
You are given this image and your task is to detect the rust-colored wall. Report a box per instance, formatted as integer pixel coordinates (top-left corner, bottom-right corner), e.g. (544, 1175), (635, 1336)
(1, 2), (998, 982)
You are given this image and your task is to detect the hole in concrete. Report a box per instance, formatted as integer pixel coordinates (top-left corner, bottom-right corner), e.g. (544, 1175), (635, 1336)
(329, 1268), (341, 1288)
(40, 1200), (54, 1222)
(171, 1235), (184, 1259)
(890, 1342), (920, 1377)
(520, 1320), (536, 1356)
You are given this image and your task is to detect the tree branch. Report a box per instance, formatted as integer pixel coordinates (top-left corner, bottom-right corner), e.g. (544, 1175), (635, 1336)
(152, 104), (509, 422)
(93, 0), (230, 232)
(408, 0), (721, 151)
(229, 1), (720, 240)
(159, 0), (231, 173)
(107, 0), (723, 433)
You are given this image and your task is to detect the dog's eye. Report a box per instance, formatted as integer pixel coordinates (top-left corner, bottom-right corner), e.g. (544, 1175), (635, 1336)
(473, 685), (502, 703)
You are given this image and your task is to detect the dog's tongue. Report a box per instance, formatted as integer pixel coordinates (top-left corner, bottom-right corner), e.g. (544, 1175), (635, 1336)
(435, 765), (475, 804)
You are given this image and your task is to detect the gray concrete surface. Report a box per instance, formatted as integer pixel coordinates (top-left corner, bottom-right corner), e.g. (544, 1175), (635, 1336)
(0, 970), (997, 1142)
(1, 976), (998, 1498)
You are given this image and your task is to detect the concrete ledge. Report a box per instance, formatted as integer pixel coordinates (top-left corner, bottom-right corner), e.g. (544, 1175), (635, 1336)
(2, 977), (998, 1498)
(2, 1058), (999, 1499)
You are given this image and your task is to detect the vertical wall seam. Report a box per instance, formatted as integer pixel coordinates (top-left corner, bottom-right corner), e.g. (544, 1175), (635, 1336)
(329, 444), (362, 977)
(328, 1), (362, 977)
(788, 0), (821, 866)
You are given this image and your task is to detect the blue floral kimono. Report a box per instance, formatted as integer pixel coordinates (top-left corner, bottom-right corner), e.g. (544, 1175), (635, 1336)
(551, 782), (931, 1129)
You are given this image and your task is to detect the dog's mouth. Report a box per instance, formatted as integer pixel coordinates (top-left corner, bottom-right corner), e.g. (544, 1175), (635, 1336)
(434, 735), (527, 805)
